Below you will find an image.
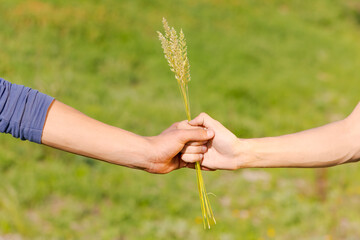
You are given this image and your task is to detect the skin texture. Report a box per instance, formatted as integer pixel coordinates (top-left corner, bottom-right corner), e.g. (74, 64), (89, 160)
(41, 100), (214, 174)
(182, 103), (360, 170)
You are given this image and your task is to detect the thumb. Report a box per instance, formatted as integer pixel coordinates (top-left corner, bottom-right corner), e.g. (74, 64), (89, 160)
(176, 128), (214, 143)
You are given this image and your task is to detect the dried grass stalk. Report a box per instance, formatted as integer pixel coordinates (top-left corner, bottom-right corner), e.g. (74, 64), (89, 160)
(157, 18), (216, 229)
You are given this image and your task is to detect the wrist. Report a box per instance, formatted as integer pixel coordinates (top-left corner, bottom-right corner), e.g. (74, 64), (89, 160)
(141, 136), (159, 172)
(234, 138), (256, 169)
(105, 132), (152, 171)
(128, 135), (154, 171)
(343, 116), (360, 162)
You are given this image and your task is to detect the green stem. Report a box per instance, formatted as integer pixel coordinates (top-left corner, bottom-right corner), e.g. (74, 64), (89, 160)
(178, 82), (215, 228)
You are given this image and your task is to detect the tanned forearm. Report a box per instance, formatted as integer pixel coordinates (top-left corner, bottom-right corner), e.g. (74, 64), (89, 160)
(41, 100), (150, 170)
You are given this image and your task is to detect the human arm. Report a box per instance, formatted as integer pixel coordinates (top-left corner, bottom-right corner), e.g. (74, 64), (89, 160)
(182, 103), (360, 170)
(0, 78), (213, 174)
(42, 100), (214, 174)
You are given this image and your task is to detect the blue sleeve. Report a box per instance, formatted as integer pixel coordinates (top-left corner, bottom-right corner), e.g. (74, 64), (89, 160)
(0, 78), (54, 144)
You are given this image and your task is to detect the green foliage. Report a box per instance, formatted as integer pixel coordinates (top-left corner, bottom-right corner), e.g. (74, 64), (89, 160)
(1, 0), (360, 239)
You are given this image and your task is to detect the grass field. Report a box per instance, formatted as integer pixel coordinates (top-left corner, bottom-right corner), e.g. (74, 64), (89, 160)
(1, 0), (360, 239)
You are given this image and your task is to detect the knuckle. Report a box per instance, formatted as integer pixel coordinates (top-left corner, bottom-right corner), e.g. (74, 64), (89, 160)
(178, 120), (189, 128)
(182, 154), (195, 163)
(171, 122), (180, 128)
(195, 146), (202, 153)
(199, 112), (207, 118)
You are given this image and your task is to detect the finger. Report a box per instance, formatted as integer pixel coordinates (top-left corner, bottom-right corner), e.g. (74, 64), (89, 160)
(177, 120), (208, 131)
(185, 141), (207, 146)
(162, 120), (197, 135)
(181, 145), (207, 154)
(161, 121), (179, 134)
(188, 112), (209, 126)
(181, 153), (203, 163)
(189, 112), (217, 129)
(176, 120), (193, 129)
(177, 128), (214, 143)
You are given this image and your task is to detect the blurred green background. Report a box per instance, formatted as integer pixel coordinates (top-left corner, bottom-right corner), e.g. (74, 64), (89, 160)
(1, 0), (360, 239)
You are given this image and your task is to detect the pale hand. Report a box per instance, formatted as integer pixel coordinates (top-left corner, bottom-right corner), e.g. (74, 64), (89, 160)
(182, 113), (241, 170)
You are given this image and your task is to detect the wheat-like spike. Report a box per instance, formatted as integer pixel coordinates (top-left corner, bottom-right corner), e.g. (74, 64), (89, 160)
(158, 17), (216, 229)
(179, 29), (190, 84)
(162, 17), (171, 39)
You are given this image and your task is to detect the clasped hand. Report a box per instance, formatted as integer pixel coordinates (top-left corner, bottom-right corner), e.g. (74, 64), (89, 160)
(149, 113), (241, 174)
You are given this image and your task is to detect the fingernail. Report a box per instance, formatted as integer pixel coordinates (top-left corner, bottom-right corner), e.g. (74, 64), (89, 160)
(202, 146), (207, 152)
(207, 129), (214, 137)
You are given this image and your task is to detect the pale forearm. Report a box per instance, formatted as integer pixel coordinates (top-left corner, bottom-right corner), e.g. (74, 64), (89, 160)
(186, 104), (360, 170)
(42, 100), (150, 170)
(238, 113), (360, 168)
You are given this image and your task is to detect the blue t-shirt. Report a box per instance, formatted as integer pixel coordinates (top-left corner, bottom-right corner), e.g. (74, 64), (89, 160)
(0, 78), (54, 144)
